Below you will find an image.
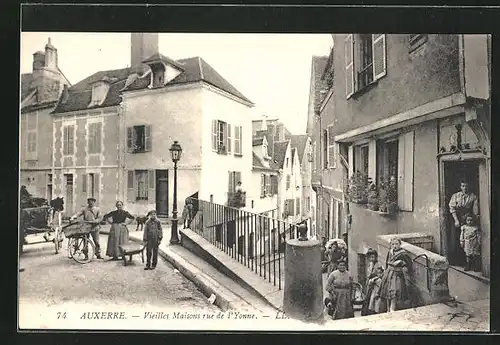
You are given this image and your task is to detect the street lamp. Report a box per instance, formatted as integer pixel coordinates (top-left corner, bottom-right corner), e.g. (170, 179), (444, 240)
(169, 141), (182, 245)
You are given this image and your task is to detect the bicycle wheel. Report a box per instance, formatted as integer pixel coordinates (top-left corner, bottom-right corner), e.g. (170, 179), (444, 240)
(71, 236), (94, 264)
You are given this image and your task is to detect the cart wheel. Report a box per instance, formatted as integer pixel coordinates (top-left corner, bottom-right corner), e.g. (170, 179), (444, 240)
(71, 237), (94, 264)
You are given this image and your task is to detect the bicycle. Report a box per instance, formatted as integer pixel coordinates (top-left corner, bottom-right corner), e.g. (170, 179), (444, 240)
(62, 220), (97, 264)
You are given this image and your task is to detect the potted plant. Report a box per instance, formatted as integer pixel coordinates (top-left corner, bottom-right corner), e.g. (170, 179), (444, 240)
(386, 176), (398, 214)
(377, 179), (388, 213)
(367, 179), (379, 211)
(348, 171), (368, 204)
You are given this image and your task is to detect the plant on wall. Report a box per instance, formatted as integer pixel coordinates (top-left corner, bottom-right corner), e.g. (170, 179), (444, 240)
(378, 176), (398, 214)
(367, 178), (379, 211)
(347, 171), (368, 204)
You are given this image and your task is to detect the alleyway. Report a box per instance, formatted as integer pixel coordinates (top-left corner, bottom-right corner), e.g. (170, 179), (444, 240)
(19, 233), (219, 312)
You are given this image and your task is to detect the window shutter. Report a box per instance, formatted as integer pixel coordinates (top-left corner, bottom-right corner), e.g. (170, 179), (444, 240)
(69, 126), (74, 154)
(228, 171), (235, 194)
(260, 174), (265, 197)
(345, 34), (355, 98)
(266, 175), (271, 196)
(96, 122), (102, 153)
(296, 197), (300, 216)
(328, 125), (335, 168)
(368, 139), (377, 183)
(372, 34), (387, 80)
(227, 124), (232, 153)
(148, 169), (155, 203)
(239, 126), (243, 155)
(145, 125), (152, 152)
(235, 171), (241, 185)
(82, 173), (87, 193)
(397, 131), (414, 211)
(127, 170), (135, 202)
(212, 120), (217, 152)
(290, 199), (295, 216)
(127, 127), (133, 153)
(348, 145), (354, 178)
(94, 173), (100, 201)
(334, 143), (339, 169)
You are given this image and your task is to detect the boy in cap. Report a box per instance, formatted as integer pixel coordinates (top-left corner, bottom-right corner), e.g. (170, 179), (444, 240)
(71, 197), (103, 259)
(143, 210), (163, 270)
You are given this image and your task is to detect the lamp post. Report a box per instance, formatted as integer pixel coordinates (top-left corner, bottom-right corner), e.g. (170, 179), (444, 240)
(169, 141), (182, 245)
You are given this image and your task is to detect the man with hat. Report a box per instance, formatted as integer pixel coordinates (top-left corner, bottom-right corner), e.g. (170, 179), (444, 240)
(71, 197), (103, 259)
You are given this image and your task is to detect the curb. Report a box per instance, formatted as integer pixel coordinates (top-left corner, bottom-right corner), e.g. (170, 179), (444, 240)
(100, 229), (248, 312)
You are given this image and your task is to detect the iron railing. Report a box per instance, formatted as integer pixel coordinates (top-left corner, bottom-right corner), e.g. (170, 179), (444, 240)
(188, 198), (300, 290)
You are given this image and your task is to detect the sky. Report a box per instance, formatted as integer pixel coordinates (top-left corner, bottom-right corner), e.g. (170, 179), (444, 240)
(20, 33), (332, 134)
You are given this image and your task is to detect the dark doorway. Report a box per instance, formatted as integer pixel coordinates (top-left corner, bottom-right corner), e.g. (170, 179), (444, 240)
(156, 170), (168, 217)
(443, 160), (480, 266)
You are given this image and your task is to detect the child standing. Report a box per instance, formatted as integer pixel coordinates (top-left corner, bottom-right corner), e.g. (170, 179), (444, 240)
(460, 213), (481, 272)
(143, 210), (163, 270)
(367, 266), (387, 314)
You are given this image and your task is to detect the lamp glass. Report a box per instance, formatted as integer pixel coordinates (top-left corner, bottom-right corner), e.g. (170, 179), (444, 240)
(169, 141), (183, 162)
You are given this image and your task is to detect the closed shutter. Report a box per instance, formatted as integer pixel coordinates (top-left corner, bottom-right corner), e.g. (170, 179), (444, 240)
(212, 120), (217, 152)
(238, 126), (242, 154)
(96, 122), (102, 153)
(148, 170), (155, 203)
(368, 139), (377, 183)
(127, 127), (133, 153)
(260, 174), (265, 197)
(227, 124), (232, 153)
(145, 125), (152, 152)
(235, 171), (241, 185)
(372, 34), (387, 80)
(266, 175), (271, 196)
(348, 145), (354, 178)
(82, 173), (87, 193)
(290, 199), (295, 216)
(228, 171), (235, 194)
(296, 197), (300, 216)
(127, 171), (135, 202)
(234, 126), (241, 154)
(328, 125), (335, 168)
(397, 131), (414, 211)
(345, 34), (355, 98)
(94, 173), (100, 202)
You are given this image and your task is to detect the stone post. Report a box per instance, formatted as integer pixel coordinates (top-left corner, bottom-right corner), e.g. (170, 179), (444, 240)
(283, 238), (323, 321)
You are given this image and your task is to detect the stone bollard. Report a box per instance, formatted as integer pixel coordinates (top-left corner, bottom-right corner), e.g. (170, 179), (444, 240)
(283, 238), (323, 321)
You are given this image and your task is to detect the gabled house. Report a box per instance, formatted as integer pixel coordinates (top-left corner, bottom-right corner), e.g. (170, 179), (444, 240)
(20, 38), (71, 202)
(120, 35), (254, 216)
(321, 34), (491, 298)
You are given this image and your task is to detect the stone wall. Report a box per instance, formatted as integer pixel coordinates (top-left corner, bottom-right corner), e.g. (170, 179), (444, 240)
(377, 234), (450, 306)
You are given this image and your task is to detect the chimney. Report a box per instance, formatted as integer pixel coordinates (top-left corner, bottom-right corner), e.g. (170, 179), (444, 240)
(131, 33), (159, 67)
(44, 37), (57, 70)
(32, 51), (45, 71)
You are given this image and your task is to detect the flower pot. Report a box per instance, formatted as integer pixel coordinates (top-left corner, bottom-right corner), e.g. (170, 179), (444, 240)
(387, 203), (398, 214)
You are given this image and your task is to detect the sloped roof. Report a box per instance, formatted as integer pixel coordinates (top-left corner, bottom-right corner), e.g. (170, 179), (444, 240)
(21, 73), (34, 101)
(270, 141), (289, 170)
(313, 55), (329, 112)
(141, 52), (185, 70)
(124, 56), (252, 104)
(253, 152), (265, 168)
(289, 135), (308, 163)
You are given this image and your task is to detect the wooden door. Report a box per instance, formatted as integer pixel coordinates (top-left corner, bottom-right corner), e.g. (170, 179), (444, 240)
(156, 170), (169, 217)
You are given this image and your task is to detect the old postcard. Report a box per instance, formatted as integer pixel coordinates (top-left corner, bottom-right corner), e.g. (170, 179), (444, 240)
(18, 30), (491, 332)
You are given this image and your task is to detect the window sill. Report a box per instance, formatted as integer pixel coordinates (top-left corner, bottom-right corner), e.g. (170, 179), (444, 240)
(350, 79), (380, 100)
(234, 153), (243, 158)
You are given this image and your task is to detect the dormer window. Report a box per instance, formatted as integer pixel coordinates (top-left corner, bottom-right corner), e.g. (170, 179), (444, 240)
(89, 81), (109, 107)
(151, 65), (166, 88)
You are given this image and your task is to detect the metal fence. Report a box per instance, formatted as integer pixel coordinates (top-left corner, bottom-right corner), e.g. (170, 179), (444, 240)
(188, 198), (300, 290)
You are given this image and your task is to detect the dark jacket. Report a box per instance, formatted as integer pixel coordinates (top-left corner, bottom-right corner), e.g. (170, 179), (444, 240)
(143, 218), (163, 243)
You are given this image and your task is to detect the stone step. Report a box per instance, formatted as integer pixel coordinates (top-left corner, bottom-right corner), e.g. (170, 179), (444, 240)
(448, 265), (489, 302)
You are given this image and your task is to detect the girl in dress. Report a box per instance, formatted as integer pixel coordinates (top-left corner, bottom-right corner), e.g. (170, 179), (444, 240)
(361, 248), (384, 316)
(460, 213), (481, 272)
(325, 259), (355, 320)
(379, 237), (413, 312)
(102, 201), (135, 260)
(367, 266), (386, 314)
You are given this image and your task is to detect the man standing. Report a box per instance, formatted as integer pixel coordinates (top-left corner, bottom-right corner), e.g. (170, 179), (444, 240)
(449, 179), (479, 265)
(71, 197), (103, 259)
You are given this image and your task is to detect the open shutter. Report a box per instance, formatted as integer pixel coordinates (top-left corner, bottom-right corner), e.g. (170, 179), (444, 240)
(96, 122), (102, 153)
(148, 170), (155, 203)
(238, 126), (243, 155)
(372, 34), (387, 80)
(227, 124), (232, 154)
(260, 174), (265, 197)
(212, 120), (217, 152)
(397, 131), (414, 211)
(94, 173), (100, 202)
(127, 127), (133, 153)
(228, 171), (234, 194)
(348, 145), (354, 178)
(235, 171), (241, 185)
(127, 170), (135, 202)
(266, 175), (271, 196)
(345, 34), (355, 98)
(368, 139), (377, 183)
(82, 173), (87, 193)
(145, 125), (152, 152)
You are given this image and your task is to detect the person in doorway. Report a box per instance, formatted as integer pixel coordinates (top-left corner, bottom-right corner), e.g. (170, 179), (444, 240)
(143, 210), (163, 270)
(235, 181), (243, 193)
(325, 259), (355, 320)
(70, 197), (103, 260)
(460, 213), (481, 272)
(449, 179), (479, 265)
(361, 248), (384, 316)
(379, 237), (413, 312)
(367, 266), (386, 314)
(102, 201), (135, 260)
(327, 241), (343, 275)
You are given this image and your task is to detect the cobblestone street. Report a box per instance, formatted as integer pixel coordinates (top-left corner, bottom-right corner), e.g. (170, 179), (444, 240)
(19, 233), (219, 312)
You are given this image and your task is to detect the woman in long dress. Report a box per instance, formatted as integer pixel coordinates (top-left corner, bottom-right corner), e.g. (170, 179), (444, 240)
(325, 259), (355, 320)
(378, 237), (413, 312)
(361, 248), (384, 316)
(103, 201), (135, 260)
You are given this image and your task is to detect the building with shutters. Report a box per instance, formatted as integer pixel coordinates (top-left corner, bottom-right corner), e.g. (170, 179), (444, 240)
(316, 34), (491, 282)
(20, 38), (71, 205)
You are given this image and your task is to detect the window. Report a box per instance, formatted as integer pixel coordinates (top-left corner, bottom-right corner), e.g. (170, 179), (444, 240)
(27, 132), (37, 153)
(286, 175), (291, 190)
(353, 144), (369, 177)
(345, 34), (387, 98)
(212, 120), (231, 154)
(63, 125), (74, 155)
(323, 129), (328, 168)
(260, 174), (266, 198)
(227, 124), (232, 154)
(409, 34), (428, 52)
(266, 174), (271, 196)
(127, 125), (152, 153)
(89, 173), (96, 198)
(127, 170), (155, 202)
(327, 125), (336, 168)
(234, 125), (242, 155)
(228, 171), (241, 193)
(90, 82), (109, 107)
(285, 199), (295, 217)
(88, 122), (102, 154)
(296, 197), (300, 215)
(270, 175), (278, 195)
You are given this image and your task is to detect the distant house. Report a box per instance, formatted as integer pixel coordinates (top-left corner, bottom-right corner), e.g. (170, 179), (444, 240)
(20, 38), (71, 203)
